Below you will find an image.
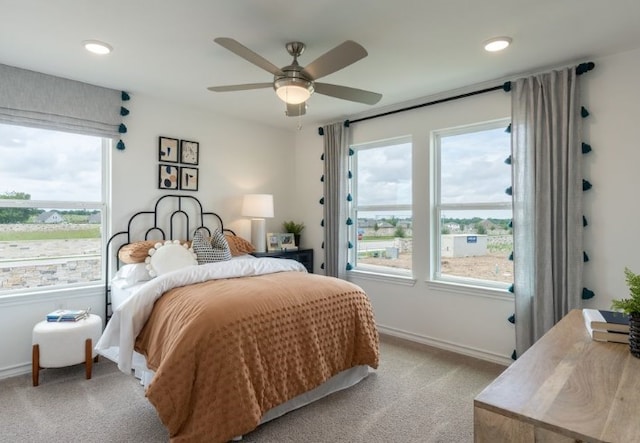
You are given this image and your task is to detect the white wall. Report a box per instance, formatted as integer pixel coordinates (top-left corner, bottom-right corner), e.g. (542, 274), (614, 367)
(293, 47), (640, 365)
(0, 94), (296, 378)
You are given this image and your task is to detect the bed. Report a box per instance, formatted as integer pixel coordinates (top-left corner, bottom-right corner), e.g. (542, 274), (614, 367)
(95, 195), (379, 443)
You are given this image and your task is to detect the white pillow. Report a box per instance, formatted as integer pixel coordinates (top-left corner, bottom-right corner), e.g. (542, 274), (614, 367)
(114, 263), (152, 288)
(145, 240), (198, 277)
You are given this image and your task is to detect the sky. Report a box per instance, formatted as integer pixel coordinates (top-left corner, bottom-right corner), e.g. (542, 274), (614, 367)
(0, 123), (102, 202)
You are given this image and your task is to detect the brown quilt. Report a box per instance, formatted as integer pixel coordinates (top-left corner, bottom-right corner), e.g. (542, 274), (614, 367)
(134, 271), (379, 442)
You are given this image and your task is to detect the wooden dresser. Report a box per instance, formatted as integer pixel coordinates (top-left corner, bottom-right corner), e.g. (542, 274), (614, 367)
(474, 309), (640, 442)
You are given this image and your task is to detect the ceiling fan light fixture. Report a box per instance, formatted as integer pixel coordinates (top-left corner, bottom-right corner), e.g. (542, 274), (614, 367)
(274, 78), (313, 104)
(483, 36), (512, 52)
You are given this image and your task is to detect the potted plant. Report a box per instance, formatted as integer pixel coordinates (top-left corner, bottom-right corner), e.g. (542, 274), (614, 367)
(282, 220), (305, 248)
(611, 267), (640, 358)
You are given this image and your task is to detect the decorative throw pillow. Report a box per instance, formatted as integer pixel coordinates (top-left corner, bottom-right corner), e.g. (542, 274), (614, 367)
(192, 229), (231, 264)
(224, 234), (256, 256)
(118, 240), (158, 264)
(145, 240), (197, 277)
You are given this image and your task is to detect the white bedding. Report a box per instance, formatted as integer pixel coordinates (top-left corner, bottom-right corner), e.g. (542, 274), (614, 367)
(96, 256), (307, 373)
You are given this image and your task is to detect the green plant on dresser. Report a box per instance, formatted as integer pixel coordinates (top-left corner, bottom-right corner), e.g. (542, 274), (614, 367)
(611, 267), (640, 358)
(282, 220), (305, 247)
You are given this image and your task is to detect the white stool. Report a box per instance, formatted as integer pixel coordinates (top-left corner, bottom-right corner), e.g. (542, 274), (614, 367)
(32, 314), (103, 386)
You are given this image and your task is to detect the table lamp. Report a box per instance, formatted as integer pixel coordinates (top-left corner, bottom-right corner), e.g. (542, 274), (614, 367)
(241, 194), (274, 253)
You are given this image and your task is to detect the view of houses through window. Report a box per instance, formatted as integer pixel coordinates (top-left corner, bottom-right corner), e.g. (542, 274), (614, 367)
(0, 123), (106, 294)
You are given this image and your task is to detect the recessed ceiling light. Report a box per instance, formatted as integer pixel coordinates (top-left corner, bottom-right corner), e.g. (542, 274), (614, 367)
(83, 40), (113, 55)
(484, 37), (512, 52)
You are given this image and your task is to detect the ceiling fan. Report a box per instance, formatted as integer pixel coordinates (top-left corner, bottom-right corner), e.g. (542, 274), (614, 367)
(207, 38), (383, 117)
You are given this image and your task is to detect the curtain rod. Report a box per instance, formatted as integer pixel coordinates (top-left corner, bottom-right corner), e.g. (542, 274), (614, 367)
(317, 61), (594, 134)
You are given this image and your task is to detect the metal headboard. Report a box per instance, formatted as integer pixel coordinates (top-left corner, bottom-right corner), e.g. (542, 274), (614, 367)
(104, 194), (233, 319)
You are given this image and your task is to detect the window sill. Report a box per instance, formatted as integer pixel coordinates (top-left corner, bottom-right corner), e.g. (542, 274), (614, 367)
(348, 269), (416, 287)
(426, 279), (513, 301)
(0, 283), (104, 306)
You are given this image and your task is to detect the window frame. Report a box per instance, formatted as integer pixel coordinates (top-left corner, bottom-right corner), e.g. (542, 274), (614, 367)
(0, 130), (110, 298)
(431, 118), (512, 290)
(350, 135), (413, 278)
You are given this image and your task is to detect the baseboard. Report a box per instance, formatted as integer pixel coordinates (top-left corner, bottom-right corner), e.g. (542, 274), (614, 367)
(377, 324), (513, 366)
(0, 362), (31, 381)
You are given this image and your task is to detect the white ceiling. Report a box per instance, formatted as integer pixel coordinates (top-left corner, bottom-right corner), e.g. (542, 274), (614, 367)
(2, 0), (640, 131)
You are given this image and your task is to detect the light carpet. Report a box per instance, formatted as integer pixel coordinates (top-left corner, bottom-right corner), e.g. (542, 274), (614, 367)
(0, 335), (505, 442)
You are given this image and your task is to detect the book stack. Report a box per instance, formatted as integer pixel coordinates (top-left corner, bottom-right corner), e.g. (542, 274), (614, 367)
(46, 309), (90, 322)
(582, 308), (630, 344)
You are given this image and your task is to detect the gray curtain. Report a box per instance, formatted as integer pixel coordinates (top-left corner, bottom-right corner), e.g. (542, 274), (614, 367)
(322, 122), (349, 278)
(511, 68), (584, 356)
(0, 63), (123, 138)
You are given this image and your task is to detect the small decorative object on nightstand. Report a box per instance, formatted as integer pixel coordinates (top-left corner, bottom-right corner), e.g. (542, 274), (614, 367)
(251, 248), (314, 274)
(31, 313), (103, 386)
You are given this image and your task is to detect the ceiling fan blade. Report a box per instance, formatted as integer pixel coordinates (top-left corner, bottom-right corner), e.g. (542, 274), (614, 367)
(285, 102), (307, 117)
(207, 83), (273, 92)
(302, 40), (368, 80)
(314, 83), (382, 105)
(214, 37), (284, 76)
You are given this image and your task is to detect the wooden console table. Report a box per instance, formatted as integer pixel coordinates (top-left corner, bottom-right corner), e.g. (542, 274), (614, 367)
(474, 309), (640, 442)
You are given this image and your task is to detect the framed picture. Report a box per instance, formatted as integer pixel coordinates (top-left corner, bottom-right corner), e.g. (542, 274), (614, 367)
(180, 167), (198, 191)
(180, 140), (199, 165)
(158, 164), (179, 190)
(159, 136), (179, 163)
(267, 232), (298, 251)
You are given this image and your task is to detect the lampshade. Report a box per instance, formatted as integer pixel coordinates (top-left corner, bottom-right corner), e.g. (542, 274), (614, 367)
(241, 194), (274, 218)
(274, 78), (313, 105)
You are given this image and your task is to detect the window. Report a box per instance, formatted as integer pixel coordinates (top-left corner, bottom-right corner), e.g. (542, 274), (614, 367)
(352, 136), (412, 275)
(432, 120), (512, 288)
(0, 123), (109, 295)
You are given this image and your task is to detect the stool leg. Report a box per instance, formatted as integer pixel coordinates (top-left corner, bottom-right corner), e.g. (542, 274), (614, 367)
(32, 344), (40, 387)
(85, 338), (93, 380)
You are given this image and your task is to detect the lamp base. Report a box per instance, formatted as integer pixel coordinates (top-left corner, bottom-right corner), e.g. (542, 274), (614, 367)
(251, 218), (266, 253)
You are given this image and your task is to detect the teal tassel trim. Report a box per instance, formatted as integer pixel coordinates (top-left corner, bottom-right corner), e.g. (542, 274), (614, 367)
(348, 171), (352, 179)
(321, 241), (324, 249)
(582, 142), (592, 154)
(583, 251), (589, 262)
(346, 218), (353, 226)
(503, 81), (512, 92)
(508, 314), (515, 324)
(349, 148), (354, 156)
(583, 179), (592, 191)
(318, 127), (324, 136)
(511, 350), (517, 360)
(504, 155), (512, 165)
(319, 197), (324, 205)
(118, 123), (127, 133)
(508, 251), (514, 261)
(348, 241), (353, 249)
(346, 263), (353, 271)
(583, 215), (588, 227)
(320, 219), (324, 227)
(505, 123), (511, 133)
(581, 106), (590, 118)
(582, 287), (595, 300)
(121, 91), (130, 101)
(320, 263), (325, 270)
(320, 175), (324, 182)
(509, 220), (513, 228)
(120, 106), (130, 116)
(320, 153), (324, 160)
(116, 140), (125, 150)
(505, 186), (512, 196)
(346, 193), (352, 202)
(508, 284), (514, 293)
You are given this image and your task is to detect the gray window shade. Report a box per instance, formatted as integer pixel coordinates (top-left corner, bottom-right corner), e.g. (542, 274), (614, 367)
(0, 63), (122, 138)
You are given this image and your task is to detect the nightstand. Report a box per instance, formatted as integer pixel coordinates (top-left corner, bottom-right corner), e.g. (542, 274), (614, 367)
(251, 249), (314, 273)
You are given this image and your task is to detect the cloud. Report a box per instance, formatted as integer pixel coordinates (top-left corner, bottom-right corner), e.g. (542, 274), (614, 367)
(0, 124), (102, 201)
